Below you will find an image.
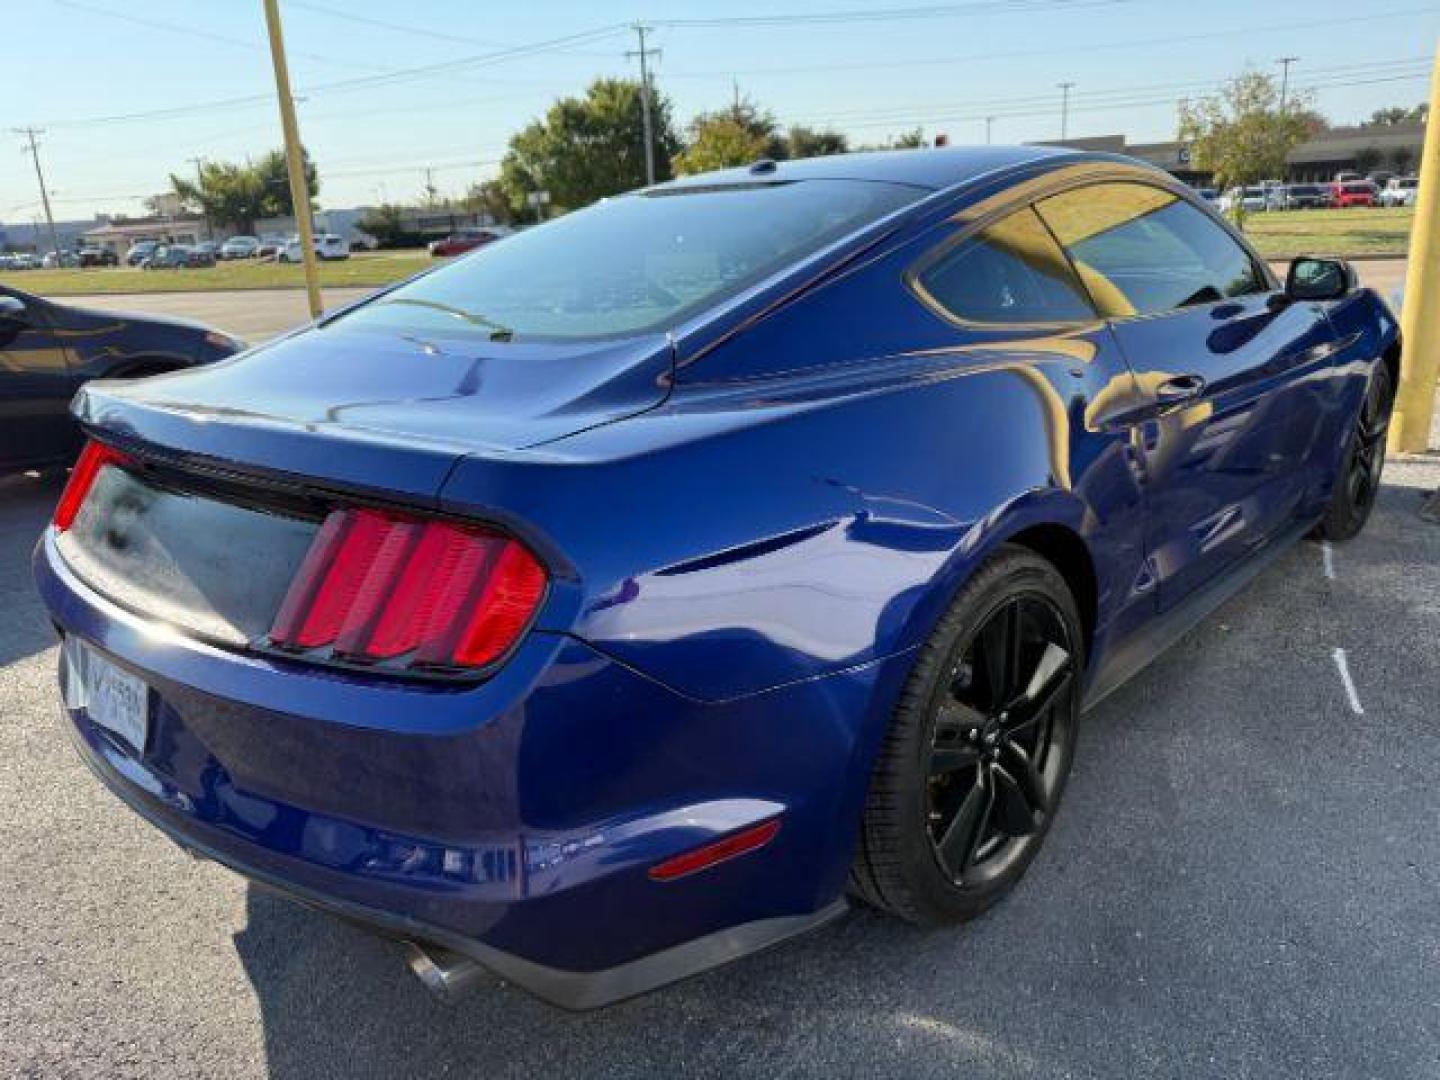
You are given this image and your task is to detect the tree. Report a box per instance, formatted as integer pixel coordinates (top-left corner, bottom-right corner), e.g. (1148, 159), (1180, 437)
(1354, 147), (1384, 176)
(1363, 104), (1429, 127)
(251, 148), (319, 218)
(355, 204), (415, 249)
(783, 125), (848, 159)
(673, 100), (785, 175)
(499, 78), (681, 214)
(888, 127), (928, 149)
(461, 179), (514, 226)
(169, 148), (319, 234)
(1178, 72), (1319, 226)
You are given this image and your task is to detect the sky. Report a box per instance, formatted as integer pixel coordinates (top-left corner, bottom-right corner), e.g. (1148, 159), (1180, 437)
(5, 0), (1438, 224)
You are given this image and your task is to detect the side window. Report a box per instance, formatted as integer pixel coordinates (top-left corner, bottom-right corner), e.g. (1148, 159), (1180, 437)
(914, 206), (1096, 326)
(1036, 182), (1266, 318)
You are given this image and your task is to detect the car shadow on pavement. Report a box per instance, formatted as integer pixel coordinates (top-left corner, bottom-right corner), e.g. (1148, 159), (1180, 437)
(1, 471), (67, 667)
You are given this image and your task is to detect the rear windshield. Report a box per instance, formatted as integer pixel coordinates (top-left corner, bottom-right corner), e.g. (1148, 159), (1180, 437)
(333, 179), (923, 340)
(1343, 183), (1374, 193)
(1291, 185), (1320, 195)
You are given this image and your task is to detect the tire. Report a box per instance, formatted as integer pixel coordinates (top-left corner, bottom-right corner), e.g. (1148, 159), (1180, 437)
(1315, 361), (1395, 544)
(850, 545), (1084, 925)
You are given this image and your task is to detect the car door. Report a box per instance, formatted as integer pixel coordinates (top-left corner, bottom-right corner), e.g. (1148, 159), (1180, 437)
(1035, 180), (1337, 611)
(0, 288), (81, 470)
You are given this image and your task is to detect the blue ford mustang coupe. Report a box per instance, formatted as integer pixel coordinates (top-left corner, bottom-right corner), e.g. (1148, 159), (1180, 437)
(34, 147), (1398, 1009)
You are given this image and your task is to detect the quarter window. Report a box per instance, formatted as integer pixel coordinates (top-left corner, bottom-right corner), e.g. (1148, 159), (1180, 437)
(915, 207), (1096, 325)
(1036, 182), (1266, 318)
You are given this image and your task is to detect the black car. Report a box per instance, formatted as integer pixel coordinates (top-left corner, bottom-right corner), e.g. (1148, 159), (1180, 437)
(77, 247), (119, 268)
(0, 285), (245, 474)
(1281, 184), (1330, 210)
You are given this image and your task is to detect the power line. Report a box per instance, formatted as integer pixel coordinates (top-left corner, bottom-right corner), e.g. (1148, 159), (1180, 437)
(50, 0), (389, 73)
(35, 23), (632, 130)
(659, 6), (1439, 81)
(785, 56), (1431, 127)
(283, 0), (620, 57)
(804, 69), (1433, 134)
(654, 0), (1136, 29)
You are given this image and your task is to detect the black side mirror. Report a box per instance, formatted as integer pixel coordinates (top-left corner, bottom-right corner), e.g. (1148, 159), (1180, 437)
(1286, 256), (1358, 301)
(0, 295), (26, 324)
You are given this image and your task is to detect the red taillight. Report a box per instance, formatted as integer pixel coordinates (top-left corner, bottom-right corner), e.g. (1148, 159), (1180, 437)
(647, 818), (783, 882)
(269, 508), (547, 673)
(54, 440), (132, 531)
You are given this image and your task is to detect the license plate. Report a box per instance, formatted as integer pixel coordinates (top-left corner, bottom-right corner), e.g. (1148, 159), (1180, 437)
(63, 638), (149, 754)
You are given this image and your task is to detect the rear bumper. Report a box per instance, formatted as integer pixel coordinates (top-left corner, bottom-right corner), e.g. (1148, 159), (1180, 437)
(60, 710), (844, 1009)
(35, 528), (892, 1007)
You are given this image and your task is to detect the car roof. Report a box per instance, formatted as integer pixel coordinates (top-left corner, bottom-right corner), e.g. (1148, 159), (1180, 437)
(647, 145), (1080, 193)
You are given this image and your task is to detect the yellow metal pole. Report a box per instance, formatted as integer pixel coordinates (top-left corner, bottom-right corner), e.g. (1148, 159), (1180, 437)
(262, 0), (322, 320)
(1392, 40), (1440, 454)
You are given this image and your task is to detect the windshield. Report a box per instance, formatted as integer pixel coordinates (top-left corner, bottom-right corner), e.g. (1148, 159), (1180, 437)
(334, 179), (923, 340)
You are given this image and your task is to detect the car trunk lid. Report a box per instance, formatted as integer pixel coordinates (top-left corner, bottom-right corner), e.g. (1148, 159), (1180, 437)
(72, 323), (674, 504)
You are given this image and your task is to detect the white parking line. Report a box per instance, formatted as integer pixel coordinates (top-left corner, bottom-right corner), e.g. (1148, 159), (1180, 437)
(1322, 541), (1336, 581)
(1332, 648), (1364, 715)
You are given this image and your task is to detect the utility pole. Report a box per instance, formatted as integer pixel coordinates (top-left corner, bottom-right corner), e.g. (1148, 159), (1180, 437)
(1057, 82), (1076, 141)
(262, 0), (322, 319)
(626, 24), (660, 187)
(1276, 56), (1300, 112)
(186, 156), (209, 238)
(15, 127), (60, 262)
(985, 116), (995, 145)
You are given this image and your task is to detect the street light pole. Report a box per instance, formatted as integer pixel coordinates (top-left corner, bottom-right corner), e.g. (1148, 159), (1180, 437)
(262, 0), (322, 320)
(985, 116), (995, 144)
(1058, 82), (1075, 140)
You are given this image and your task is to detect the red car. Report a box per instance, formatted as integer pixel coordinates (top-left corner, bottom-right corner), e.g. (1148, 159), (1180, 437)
(427, 228), (503, 257)
(1330, 181), (1378, 208)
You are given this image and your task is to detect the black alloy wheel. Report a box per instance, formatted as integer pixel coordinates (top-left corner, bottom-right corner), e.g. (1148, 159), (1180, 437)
(851, 546), (1083, 925)
(1317, 363), (1394, 543)
(926, 593), (1074, 887)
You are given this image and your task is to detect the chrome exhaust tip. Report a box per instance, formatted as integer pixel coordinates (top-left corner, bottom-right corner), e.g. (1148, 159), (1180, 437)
(406, 942), (487, 1002)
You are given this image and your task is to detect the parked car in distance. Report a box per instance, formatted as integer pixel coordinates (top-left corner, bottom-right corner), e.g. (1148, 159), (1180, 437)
(1193, 187), (1220, 206)
(428, 227), (505, 256)
(125, 241), (159, 267)
(34, 147), (1398, 1010)
(77, 247), (119, 268)
(1, 252), (38, 271)
(142, 244), (216, 269)
(194, 241), (221, 260)
(0, 284), (244, 474)
(1380, 176), (1419, 208)
(1331, 180), (1378, 208)
(256, 234), (287, 258)
(41, 250), (80, 269)
(1218, 185), (1269, 213)
(1334, 170), (1363, 183)
(278, 233), (351, 262)
(1276, 183), (1330, 210)
(219, 236), (261, 260)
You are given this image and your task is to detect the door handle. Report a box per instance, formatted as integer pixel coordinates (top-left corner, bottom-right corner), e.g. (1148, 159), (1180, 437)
(1154, 374), (1207, 406)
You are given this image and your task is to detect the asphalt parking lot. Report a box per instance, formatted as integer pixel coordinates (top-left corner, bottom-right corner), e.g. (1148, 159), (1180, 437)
(2, 440), (1438, 1076)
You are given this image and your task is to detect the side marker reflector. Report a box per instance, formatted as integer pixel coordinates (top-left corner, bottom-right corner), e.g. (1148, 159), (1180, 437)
(647, 818), (782, 882)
